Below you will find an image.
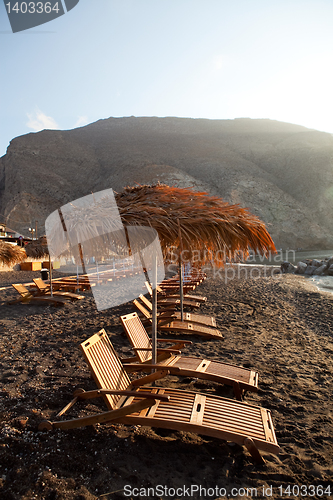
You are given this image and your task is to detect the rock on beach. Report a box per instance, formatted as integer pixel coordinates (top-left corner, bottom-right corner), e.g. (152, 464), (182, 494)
(281, 256), (333, 276)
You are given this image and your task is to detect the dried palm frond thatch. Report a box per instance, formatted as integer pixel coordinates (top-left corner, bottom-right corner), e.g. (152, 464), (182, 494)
(53, 184), (275, 265)
(115, 184), (276, 261)
(0, 241), (26, 266)
(25, 236), (49, 259)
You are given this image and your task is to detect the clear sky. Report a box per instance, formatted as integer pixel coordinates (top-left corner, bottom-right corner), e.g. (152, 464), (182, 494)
(1, 0), (333, 158)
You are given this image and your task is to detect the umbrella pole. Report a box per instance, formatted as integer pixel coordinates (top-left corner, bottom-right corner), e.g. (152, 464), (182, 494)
(179, 257), (184, 321)
(49, 253), (53, 297)
(151, 252), (158, 371)
(177, 219), (184, 321)
(78, 244), (87, 276)
(138, 250), (150, 285)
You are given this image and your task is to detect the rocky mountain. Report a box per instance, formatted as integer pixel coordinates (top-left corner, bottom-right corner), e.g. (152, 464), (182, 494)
(1, 116), (333, 250)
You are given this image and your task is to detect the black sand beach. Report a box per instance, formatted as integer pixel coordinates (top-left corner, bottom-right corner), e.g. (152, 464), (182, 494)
(0, 267), (332, 499)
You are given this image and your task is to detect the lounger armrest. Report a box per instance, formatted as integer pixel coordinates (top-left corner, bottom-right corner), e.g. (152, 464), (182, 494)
(126, 363), (180, 372)
(73, 388), (169, 402)
(119, 355), (139, 363)
(157, 348), (182, 354)
(132, 347), (181, 354)
(131, 369), (172, 386)
(157, 311), (177, 317)
(156, 339), (192, 345)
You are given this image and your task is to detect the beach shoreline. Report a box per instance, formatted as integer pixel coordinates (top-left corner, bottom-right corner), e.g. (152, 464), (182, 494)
(0, 267), (332, 499)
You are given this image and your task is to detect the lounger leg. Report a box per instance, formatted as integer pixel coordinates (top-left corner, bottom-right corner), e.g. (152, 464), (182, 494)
(244, 438), (265, 464)
(38, 398), (155, 431)
(232, 381), (243, 401)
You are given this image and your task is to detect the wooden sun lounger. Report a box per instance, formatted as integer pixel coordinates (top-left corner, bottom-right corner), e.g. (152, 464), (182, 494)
(157, 287), (207, 303)
(161, 274), (206, 286)
(55, 277), (94, 289)
(8, 284), (67, 306)
(31, 278), (84, 292)
(121, 313), (258, 400)
(157, 281), (197, 291)
(145, 282), (207, 303)
(158, 297), (201, 309)
(58, 277), (91, 283)
(157, 321), (224, 339)
(32, 279), (85, 301)
(47, 282), (83, 292)
(38, 330), (279, 463)
(137, 296), (221, 338)
(50, 278), (92, 291)
(133, 299), (217, 328)
(139, 292), (201, 311)
(159, 281), (200, 290)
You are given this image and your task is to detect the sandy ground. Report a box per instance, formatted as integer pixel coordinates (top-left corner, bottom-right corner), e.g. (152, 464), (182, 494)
(0, 266), (332, 500)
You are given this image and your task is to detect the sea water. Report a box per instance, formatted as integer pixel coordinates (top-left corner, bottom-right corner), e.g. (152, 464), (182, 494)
(308, 275), (333, 293)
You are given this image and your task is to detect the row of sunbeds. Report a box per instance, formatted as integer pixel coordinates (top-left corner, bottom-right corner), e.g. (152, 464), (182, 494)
(9, 279), (85, 306)
(38, 269), (280, 463)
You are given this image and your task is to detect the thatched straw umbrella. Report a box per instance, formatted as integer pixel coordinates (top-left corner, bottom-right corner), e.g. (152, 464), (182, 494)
(115, 184), (276, 262)
(24, 236), (49, 259)
(45, 184), (276, 364)
(0, 241), (26, 267)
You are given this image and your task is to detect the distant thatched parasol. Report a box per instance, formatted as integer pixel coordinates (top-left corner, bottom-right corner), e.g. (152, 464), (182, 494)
(0, 241), (26, 267)
(24, 236), (49, 259)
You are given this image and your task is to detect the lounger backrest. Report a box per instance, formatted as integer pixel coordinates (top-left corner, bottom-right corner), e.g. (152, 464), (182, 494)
(145, 281), (153, 296)
(120, 312), (152, 363)
(80, 329), (131, 410)
(144, 281), (164, 294)
(133, 299), (151, 320)
(33, 278), (48, 290)
(139, 294), (153, 311)
(12, 283), (31, 297)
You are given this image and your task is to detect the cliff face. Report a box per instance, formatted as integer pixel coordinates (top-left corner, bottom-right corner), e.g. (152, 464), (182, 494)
(1, 116), (333, 249)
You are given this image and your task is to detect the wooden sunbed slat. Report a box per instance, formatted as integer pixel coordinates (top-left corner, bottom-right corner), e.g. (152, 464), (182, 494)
(137, 296), (218, 333)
